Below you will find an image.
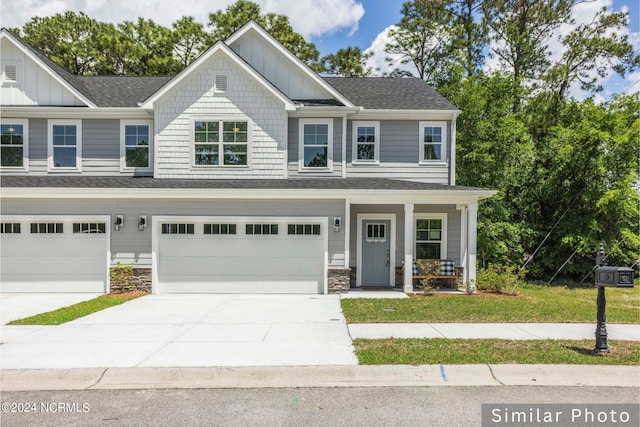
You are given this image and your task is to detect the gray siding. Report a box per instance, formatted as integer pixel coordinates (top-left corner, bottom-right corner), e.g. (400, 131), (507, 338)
(1, 199), (346, 268)
(28, 118), (47, 173)
(82, 119), (121, 175)
(287, 117), (343, 178)
(346, 120), (451, 184)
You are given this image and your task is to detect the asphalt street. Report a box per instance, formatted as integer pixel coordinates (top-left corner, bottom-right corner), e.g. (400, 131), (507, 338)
(2, 386), (638, 427)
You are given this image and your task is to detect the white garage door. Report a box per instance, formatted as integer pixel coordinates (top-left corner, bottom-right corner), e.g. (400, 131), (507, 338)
(155, 217), (327, 294)
(0, 217), (110, 292)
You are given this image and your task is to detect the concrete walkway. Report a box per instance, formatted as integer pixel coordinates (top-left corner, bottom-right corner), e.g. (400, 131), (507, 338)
(349, 323), (640, 341)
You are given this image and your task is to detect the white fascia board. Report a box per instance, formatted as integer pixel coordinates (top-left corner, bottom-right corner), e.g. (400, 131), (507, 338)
(140, 41), (295, 111)
(225, 22), (354, 108)
(0, 106), (154, 119)
(350, 109), (462, 121)
(290, 106), (362, 117)
(2, 187), (497, 204)
(0, 30), (97, 108)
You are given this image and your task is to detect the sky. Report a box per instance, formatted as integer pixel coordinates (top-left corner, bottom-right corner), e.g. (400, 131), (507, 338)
(1, 0), (638, 99)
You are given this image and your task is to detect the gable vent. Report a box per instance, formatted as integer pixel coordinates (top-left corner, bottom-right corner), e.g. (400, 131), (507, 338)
(215, 74), (228, 93)
(4, 64), (17, 82)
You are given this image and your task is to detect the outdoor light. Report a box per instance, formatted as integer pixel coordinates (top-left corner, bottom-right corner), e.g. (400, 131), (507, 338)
(138, 215), (147, 231)
(334, 217), (342, 232)
(114, 215), (124, 231)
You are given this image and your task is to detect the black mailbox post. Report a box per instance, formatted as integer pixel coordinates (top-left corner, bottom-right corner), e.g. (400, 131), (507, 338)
(593, 244), (635, 354)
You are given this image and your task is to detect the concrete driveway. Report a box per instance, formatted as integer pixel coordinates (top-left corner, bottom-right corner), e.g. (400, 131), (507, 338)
(0, 294), (358, 369)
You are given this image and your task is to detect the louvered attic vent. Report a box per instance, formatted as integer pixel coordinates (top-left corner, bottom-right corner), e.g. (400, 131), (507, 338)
(4, 64), (17, 82)
(215, 74), (228, 93)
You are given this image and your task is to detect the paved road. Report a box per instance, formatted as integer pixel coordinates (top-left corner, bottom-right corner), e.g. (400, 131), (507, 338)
(2, 386), (638, 427)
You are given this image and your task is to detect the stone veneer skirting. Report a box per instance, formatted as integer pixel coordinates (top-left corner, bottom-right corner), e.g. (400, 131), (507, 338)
(110, 267), (152, 293)
(327, 268), (351, 294)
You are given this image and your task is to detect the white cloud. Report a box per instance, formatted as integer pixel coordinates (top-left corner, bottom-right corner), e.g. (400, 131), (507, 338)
(0, 0), (364, 38)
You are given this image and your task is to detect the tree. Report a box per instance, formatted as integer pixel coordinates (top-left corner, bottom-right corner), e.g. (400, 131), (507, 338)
(13, 11), (117, 75)
(171, 16), (211, 69)
(385, 0), (459, 86)
(208, 0), (321, 70)
(321, 47), (374, 77)
(108, 18), (179, 75)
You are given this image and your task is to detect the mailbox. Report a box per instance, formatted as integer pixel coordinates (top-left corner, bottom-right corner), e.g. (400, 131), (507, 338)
(595, 266), (634, 287)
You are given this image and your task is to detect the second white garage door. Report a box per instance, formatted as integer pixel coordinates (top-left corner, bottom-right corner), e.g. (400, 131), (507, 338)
(154, 217), (327, 294)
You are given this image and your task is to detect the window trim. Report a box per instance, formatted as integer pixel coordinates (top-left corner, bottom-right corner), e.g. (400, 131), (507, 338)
(1, 118), (28, 171)
(298, 118), (333, 172)
(414, 213), (447, 260)
(120, 120), (153, 172)
(419, 121), (447, 165)
(47, 119), (82, 173)
(352, 121), (380, 165)
(190, 117), (251, 168)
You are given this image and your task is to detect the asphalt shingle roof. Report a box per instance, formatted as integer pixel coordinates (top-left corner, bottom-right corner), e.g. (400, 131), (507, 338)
(323, 77), (458, 110)
(0, 176), (486, 192)
(77, 76), (173, 107)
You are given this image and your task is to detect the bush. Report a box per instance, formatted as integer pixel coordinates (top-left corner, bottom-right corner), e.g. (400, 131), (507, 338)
(110, 262), (135, 293)
(476, 263), (525, 295)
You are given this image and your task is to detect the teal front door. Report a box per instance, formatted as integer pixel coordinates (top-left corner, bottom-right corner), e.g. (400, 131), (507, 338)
(361, 220), (391, 286)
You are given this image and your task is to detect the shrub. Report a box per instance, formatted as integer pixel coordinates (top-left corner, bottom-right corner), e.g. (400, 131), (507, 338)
(110, 262), (135, 293)
(476, 263), (525, 295)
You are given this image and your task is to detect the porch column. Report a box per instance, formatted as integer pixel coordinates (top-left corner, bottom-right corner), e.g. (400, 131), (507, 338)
(403, 203), (414, 293)
(457, 204), (468, 284)
(467, 202), (478, 288)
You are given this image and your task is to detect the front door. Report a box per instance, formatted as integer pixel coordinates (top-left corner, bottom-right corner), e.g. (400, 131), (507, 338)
(361, 220), (391, 286)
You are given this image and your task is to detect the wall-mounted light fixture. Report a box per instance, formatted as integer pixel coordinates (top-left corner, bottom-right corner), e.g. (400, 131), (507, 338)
(138, 215), (147, 231)
(114, 215), (124, 231)
(333, 217), (342, 232)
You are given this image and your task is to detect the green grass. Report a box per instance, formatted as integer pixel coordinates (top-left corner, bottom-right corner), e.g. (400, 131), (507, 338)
(342, 283), (640, 324)
(354, 338), (640, 365)
(7, 292), (146, 325)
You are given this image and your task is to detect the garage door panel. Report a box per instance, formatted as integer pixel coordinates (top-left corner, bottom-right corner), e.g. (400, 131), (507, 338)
(156, 218), (326, 294)
(0, 218), (108, 293)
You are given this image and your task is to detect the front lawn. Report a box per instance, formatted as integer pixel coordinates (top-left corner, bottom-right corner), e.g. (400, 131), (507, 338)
(342, 283), (640, 324)
(7, 291), (147, 325)
(354, 338), (640, 365)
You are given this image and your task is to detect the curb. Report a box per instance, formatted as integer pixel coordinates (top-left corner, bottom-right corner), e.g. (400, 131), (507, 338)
(2, 365), (639, 391)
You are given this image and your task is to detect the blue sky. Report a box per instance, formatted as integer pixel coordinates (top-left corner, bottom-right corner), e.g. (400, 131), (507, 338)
(2, 0), (637, 98)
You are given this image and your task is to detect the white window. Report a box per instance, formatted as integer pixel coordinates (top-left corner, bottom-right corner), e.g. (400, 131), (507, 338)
(193, 119), (249, 167)
(287, 224), (321, 235)
(419, 121), (447, 163)
(1, 119), (28, 170)
(352, 121), (380, 164)
(415, 214), (447, 259)
(48, 120), (81, 172)
(246, 224), (278, 235)
(161, 223), (195, 235)
(120, 120), (152, 171)
(299, 118), (333, 171)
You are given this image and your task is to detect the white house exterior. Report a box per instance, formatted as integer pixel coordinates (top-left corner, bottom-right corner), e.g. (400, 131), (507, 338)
(0, 22), (494, 294)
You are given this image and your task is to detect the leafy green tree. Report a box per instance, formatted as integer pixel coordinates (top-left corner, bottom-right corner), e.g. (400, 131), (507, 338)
(107, 18), (179, 75)
(321, 47), (374, 77)
(12, 11), (117, 75)
(171, 16), (211, 68)
(385, 0), (459, 86)
(208, 0), (321, 70)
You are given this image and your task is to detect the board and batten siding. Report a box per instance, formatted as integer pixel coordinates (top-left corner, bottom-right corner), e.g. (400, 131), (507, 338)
(1, 199), (346, 268)
(154, 52), (287, 179)
(346, 120), (451, 184)
(0, 38), (85, 106)
(287, 117), (343, 178)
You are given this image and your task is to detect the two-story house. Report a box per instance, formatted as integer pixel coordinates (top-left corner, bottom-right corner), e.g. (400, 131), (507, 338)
(0, 22), (494, 295)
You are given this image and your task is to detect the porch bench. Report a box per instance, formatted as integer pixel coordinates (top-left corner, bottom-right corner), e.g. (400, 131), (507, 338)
(412, 259), (461, 289)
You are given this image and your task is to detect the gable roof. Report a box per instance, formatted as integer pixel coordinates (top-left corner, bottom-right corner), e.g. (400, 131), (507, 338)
(77, 76), (172, 107)
(0, 28), (98, 107)
(139, 40), (296, 110)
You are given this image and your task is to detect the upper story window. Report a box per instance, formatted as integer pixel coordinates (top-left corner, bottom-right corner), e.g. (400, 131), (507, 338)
(299, 118), (333, 171)
(352, 121), (380, 164)
(48, 120), (81, 172)
(121, 120), (152, 171)
(419, 121), (446, 163)
(193, 119), (248, 167)
(1, 119), (28, 170)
